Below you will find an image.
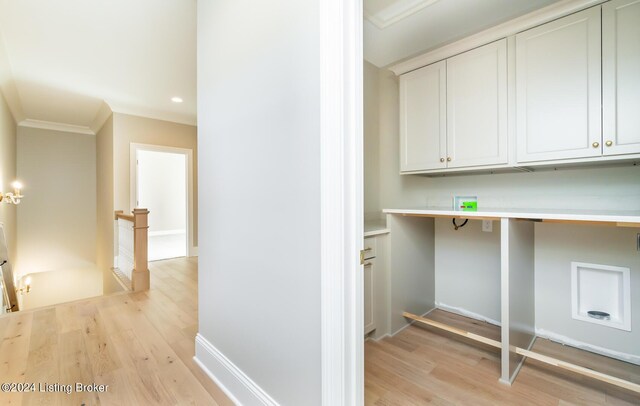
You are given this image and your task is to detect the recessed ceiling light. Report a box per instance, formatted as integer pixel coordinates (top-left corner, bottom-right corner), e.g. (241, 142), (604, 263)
(171, 97), (183, 103)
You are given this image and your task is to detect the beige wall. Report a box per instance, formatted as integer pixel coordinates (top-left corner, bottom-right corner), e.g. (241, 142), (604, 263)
(16, 126), (97, 277)
(364, 61), (380, 220)
(113, 113), (198, 248)
(95, 115), (121, 293)
(0, 91), (16, 263)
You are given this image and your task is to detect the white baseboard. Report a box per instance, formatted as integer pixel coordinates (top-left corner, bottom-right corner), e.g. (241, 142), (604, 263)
(189, 246), (198, 257)
(536, 328), (640, 366)
(194, 333), (279, 406)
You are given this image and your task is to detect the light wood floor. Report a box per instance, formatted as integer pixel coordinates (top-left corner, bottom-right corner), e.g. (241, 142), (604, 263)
(0, 257), (233, 406)
(365, 309), (640, 405)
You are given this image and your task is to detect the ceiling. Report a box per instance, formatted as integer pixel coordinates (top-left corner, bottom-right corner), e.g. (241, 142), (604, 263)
(0, 0), (196, 132)
(364, 0), (561, 67)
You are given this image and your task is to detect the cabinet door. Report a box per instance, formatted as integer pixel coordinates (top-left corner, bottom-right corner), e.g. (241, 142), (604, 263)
(603, 0), (640, 156)
(516, 7), (602, 163)
(364, 260), (375, 335)
(447, 39), (508, 168)
(399, 61), (447, 172)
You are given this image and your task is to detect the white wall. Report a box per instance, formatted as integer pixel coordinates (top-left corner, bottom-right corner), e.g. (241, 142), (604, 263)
(197, 0), (321, 404)
(16, 126), (97, 277)
(19, 267), (102, 310)
(137, 150), (186, 233)
(369, 66), (640, 357)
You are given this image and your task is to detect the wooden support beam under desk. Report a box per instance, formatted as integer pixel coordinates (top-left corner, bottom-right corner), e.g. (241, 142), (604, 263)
(403, 311), (640, 394)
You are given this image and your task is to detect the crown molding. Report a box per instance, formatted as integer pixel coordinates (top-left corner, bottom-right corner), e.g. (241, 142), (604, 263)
(389, 0), (606, 75)
(109, 102), (198, 127)
(365, 0), (440, 29)
(90, 101), (113, 133)
(18, 119), (95, 135)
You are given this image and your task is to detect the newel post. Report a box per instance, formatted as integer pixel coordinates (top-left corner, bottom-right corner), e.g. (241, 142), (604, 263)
(132, 208), (150, 291)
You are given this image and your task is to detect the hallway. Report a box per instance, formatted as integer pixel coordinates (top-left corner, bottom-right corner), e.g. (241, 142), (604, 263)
(0, 257), (232, 405)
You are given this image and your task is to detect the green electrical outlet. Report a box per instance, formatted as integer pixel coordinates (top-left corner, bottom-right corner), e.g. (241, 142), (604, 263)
(461, 201), (477, 211)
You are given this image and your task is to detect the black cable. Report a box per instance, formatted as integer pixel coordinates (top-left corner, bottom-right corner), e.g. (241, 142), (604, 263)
(452, 218), (468, 230)
(0, 260), (6, 267)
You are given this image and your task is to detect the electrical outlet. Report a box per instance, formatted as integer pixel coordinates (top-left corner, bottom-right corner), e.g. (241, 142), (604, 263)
(482, 220), (493, 232)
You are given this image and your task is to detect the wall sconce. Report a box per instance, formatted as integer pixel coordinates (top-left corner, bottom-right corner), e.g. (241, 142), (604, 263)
(0, 181), (24, 205)
(17, 276), (31, 295)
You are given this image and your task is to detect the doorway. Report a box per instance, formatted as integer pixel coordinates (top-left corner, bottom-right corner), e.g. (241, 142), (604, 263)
(131, 144), (193, 261)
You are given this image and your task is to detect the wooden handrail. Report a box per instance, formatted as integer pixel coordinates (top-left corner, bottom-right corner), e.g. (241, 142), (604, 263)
(114, 210), (135, 222)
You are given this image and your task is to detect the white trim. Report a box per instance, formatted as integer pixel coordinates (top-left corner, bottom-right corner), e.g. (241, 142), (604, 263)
(389, 0), (606, 75)
(194, 333), (278, 406)
(90, 102), (113, 134)
(18, 118), (95, 135)
(536, 328), (640, 365)
(365, 0), (440, 29)
(130, 143), (195, 259)
(319, 0), (363, 404)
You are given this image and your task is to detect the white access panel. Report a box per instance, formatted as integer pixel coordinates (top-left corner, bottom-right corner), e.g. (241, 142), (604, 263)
(447, 39), (508, 168)
(603, 0), (640, 156)
(516, 7), (602, 163)
(399, 61), (447, 172)
(571, 262), (631, 331)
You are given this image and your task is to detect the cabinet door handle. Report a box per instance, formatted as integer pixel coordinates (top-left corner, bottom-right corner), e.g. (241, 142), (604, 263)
(605, 140), (613, 147)
(440, 158), (445, 162)
(447, 157), (452, 162)
(592, 142), (600, 148)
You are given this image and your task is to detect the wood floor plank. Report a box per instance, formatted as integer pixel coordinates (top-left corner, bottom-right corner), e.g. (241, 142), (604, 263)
(0, 257), (232, 405)
(366, 310), (640, 405)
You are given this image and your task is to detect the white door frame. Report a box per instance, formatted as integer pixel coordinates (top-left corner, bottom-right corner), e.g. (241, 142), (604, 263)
(320, 0), (363, 405)
(130, 143), (196, 257)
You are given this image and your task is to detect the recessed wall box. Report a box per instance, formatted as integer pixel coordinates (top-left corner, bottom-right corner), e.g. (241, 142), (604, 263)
(571, 262), (631, 331)
(453, 196), (478, 211)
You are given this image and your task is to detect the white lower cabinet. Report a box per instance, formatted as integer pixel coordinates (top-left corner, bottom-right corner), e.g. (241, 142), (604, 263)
(364, 260), (376, 335)
(363, 236), (376, 335)
(364, 233), (389, 337)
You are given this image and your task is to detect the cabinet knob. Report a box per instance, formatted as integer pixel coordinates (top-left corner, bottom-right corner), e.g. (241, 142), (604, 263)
(605, 140), (613, 147)
(440, 158), (445, 163)
(592, 142), (600, 148)
(447, 157), (452, 162)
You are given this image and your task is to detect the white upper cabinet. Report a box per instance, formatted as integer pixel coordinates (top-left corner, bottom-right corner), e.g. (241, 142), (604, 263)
(603, 0), (640, 156)
(399, 61), (447, 172)
(447, 39), (508, 168)
(516, 7), (602, 163)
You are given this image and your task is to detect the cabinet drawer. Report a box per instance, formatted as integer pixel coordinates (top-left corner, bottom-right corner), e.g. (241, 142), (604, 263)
(363, 237), (376, 260)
